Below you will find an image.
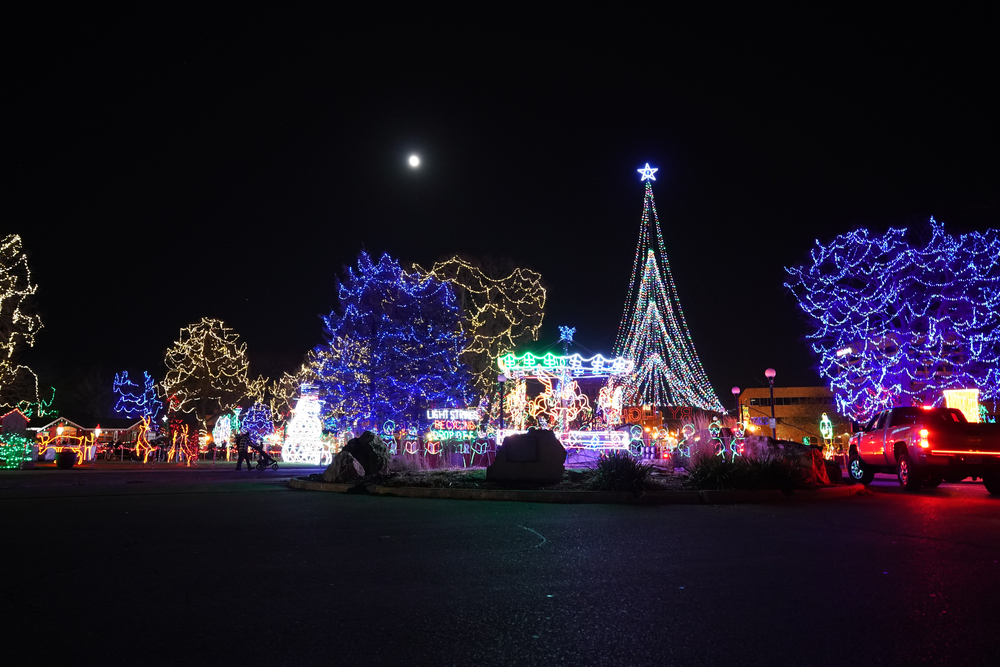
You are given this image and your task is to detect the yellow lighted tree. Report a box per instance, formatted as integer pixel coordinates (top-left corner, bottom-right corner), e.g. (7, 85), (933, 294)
(161, 318), (264, 431)
(415, 256), (546, 396)
(0, 234), (47, 412)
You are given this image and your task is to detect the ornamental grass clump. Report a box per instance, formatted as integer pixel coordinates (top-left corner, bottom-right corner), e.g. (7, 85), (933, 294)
(745, 451), (807, 492)
(688, 450), (808, 492)
(687, 455), (750, 490)
(589, 450), (653, 493)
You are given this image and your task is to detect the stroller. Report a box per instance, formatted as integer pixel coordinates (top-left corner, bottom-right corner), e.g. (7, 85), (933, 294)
(248, 442), (279, 471)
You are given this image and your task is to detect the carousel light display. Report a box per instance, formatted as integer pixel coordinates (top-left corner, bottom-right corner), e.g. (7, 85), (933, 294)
(494, 341), (633, 451)
(113, 371), (163, 421)
(527, 376), (591, 428)
(613, 172), (724, 411)
(498, 352), (633, 379)
(416, 256), (546, 397)
(786, 218), (1000, 421)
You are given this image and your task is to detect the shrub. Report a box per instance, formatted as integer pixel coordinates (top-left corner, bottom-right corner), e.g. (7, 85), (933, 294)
(55, 450), (76, 469)
(589, 450), (653, 493)
(688, 450), (808, 491)
(389, 453), (433, 472)
(688, 455), (749, 490)
(744, 451), (807, 491)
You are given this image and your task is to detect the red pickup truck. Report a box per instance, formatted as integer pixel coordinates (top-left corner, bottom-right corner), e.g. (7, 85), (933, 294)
(848, 406), (1000, 494)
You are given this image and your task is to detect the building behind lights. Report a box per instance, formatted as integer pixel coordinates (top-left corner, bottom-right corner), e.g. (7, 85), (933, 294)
(738, 386), (853, 450)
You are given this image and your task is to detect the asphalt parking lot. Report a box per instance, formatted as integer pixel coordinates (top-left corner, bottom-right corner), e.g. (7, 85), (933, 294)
(1, 466), (998, 666)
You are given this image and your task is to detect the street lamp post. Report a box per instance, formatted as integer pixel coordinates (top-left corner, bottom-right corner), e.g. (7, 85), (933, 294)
(765, 368), (777, 439)
(731, 387), (741, 425)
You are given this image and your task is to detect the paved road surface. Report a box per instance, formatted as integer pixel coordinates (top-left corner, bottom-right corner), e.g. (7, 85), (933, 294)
(1, 468), (997, 666)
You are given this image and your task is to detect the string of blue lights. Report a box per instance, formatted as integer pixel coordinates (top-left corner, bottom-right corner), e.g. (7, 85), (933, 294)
(785, 217), (1000, 421)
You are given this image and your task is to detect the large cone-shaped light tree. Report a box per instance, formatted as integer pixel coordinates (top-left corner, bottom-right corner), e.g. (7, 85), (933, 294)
(613, 166), (723, 412)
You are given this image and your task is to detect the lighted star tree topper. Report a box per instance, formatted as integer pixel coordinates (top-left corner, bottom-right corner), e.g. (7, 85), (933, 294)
(613, 166), (724, 411)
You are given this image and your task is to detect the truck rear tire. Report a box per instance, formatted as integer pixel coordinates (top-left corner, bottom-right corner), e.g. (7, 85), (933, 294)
(984, 476), (1000, 496)
(849, 456), (875, 485)
(897, 454), (922, 491)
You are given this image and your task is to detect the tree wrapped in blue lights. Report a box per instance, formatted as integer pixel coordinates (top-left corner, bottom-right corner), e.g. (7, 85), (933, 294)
(315, 252), (470, 430)
(240, 401), (272, 441)
(113, 371), (163, 421)
(786, 218), (1000, 421)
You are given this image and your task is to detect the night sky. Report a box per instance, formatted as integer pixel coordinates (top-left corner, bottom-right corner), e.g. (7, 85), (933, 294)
(9, 12), (999, 416)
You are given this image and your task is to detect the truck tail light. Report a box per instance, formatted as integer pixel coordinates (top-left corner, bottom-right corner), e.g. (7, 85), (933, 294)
(919, 429), (930, 449)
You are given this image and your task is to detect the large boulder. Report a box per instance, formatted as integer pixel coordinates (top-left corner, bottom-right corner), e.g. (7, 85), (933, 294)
(343, 431), (391, 477)
(322, 450), (366, 483)
(487, 428), (566, 484)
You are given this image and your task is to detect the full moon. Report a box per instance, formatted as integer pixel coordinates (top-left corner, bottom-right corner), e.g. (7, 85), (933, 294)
(408, 155), (420, 167)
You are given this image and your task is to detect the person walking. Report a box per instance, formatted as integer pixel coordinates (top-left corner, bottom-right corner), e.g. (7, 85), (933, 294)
(234, 432), (254, 471)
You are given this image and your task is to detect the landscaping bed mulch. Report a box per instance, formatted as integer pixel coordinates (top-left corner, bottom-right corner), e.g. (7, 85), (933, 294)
(303, 462), (691, 492)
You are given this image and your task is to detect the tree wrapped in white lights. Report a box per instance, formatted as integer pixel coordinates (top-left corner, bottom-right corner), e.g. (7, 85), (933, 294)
(613, 167), (724, 412)
(415, 256), (546, 397)
(0, 234), (46, 412)
(161, 318), (264, 431)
